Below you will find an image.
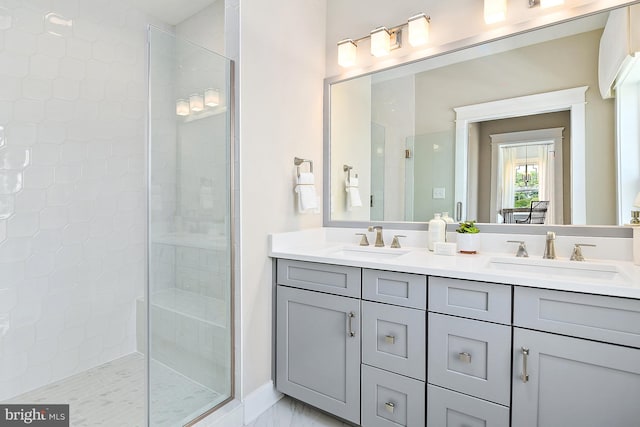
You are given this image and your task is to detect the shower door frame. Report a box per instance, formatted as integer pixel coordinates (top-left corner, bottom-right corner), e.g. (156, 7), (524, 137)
(145, 26), (236, 427)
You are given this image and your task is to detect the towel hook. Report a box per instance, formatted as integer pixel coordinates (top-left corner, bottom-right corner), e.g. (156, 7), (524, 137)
(294, 157), (313, 177)
(343, 164), (354, 183)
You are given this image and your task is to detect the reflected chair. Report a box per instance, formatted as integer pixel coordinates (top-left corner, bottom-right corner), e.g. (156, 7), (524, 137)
(515, 201), (550, 224)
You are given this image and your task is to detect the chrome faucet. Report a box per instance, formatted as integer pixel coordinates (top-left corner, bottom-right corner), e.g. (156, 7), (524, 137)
(543, 231), (556, 259)
(368, 225), (384, 247)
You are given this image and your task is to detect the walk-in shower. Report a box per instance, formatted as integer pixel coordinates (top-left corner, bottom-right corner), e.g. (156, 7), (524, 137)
(0, 1), (233, 426)
(147, 27), (233, 425)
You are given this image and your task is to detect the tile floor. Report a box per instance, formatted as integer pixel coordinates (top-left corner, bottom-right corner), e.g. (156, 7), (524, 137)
(246, 397), (352, 427)
(6, 353), (223, 427)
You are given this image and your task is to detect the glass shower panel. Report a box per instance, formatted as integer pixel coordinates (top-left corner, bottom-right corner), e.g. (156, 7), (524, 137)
(148, 27), (232, 426)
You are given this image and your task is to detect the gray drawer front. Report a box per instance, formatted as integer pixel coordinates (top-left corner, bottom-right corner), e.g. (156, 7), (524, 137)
(514, 287), (640, 348)
(362, 301), (426, 380)
(428, 276), (511, 324)
(361, 364), (425, 427)
(363, 269), (426, 309)
(428, 313), (511, 406)
(427, 384), (510, 427)
(277, 259), (361, 297)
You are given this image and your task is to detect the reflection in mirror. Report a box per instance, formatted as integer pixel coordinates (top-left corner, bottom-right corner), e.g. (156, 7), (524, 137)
(327, 5), (640, 227)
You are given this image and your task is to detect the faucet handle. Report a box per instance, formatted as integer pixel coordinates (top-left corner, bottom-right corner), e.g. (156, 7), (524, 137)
(391, 235), (407, 249)
(355, 233), (369, 246)
(570, 243), (596, 261)
(507, 240), (529, 257)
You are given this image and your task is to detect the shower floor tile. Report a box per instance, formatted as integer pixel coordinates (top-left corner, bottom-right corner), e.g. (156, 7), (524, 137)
(7, 352), (223, 427)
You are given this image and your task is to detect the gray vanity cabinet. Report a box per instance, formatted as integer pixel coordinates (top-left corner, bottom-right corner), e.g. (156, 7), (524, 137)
(512, 328), (640, 427)
(276, 280), (361, 424)
(512, 287), (640, 427)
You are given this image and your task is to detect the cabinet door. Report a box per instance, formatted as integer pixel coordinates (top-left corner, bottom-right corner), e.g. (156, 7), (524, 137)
(276, 286), (361, 424)
(512, 328), (640, 427)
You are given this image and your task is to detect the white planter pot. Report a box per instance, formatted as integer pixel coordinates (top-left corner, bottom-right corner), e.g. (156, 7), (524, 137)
(457, 233), (480, 254)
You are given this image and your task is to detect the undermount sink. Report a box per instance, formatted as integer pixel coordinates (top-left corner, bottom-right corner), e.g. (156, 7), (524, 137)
(327, 245), (411, 261)
(488, 256), (626, 282)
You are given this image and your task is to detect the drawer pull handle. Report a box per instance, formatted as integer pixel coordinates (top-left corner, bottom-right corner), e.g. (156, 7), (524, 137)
(384, 402), (395, 413)
(458, 352), (472, 363)
(348, 312), (356, 337)
(384, 335), (395, 344)
(521, 347), (530, 383)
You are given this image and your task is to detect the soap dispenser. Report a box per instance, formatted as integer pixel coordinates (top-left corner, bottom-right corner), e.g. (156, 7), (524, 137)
(442, 212), (455, 224)
(428, 213), (447, 251)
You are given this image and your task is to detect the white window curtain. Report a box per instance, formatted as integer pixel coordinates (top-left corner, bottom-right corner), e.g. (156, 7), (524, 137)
(536, 144), (555, 224)
(496, 146), (517, 221)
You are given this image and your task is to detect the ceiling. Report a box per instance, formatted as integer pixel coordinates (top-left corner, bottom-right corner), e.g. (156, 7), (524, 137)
(131, 0), (218, 25)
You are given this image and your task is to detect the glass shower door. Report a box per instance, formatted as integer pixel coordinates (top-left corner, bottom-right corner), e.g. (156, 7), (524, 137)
(147, 27), (233, 426)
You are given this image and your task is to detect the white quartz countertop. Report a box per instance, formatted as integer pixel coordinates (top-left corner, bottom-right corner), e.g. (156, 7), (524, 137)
(269, 228), (640, 299)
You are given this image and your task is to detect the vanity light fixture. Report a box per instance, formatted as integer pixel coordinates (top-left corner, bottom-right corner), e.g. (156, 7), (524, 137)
(204, 88), (220, 107)
(484, 0), (507, 24)
(408, 13), (430, 47)
(337, 13), (429, 68)
(189, 93), (204, 112)
(176, 99), (189, 116)
(370, 27), (391, 57)
(337, 39), (358, 67)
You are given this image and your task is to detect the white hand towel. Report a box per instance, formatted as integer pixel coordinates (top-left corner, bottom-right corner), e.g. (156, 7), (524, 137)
(295, 172), (318, 213)
(345, 176), (362, 210)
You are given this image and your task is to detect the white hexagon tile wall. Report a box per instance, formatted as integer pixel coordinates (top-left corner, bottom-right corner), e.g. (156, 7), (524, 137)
(0, 0), (149, 400)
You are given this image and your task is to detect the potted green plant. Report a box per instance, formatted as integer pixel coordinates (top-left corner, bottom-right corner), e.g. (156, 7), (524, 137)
(456, 220), (480, 254)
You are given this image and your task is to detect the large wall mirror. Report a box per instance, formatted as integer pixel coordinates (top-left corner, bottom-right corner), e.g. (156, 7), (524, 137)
(325, 2), (640, 230)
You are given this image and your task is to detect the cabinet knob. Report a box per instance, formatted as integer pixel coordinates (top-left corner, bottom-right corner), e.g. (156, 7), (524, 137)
(384, 402), (395, 413)
(384, 335), (395, 344)
(458, 352), (472, 363)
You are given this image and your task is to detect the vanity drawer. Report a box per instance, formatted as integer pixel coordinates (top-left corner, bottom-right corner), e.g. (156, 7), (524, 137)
(427, 384), (510, 427)
(361, 364), (425, 427)
(428, 313), (511, 406)
(428, 276), (511, 324)
(514, 287), (640, 348)
(276, 259), (361, 298)
(363, 269), (426, 309)
(362, 301), (426, 380)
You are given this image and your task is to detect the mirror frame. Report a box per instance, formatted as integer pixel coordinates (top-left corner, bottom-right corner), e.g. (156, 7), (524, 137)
(323, 0), (638, 237)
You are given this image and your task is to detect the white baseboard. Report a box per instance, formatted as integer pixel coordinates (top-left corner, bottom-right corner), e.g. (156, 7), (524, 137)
(192, 399), (243, 427)
(242, 381), (283, 425)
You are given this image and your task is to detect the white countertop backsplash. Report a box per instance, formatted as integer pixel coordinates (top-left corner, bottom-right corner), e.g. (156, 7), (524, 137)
(269, 227), (640, 299)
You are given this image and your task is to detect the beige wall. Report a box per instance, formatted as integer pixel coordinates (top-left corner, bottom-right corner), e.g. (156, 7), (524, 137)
(331, 77), (372, 221)
(240, 0), (326, 397)
(477, 112), (572, 223)
(414, 29), (616, 224)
